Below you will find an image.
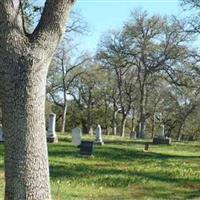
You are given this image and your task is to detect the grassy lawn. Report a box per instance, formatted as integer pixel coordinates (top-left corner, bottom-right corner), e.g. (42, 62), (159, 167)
(0, 135), (200, 199)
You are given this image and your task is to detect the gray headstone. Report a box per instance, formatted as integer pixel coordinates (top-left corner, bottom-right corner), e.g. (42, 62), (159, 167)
(72, 127), (82, 147)
(0, 127), (4, 142)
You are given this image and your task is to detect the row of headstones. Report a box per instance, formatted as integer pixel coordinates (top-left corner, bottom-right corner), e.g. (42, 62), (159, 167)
(0, 113), (171, 145)
(130, 124), (171, 145)
(46, 113), (105, 145)
(72, 124), (104, 147)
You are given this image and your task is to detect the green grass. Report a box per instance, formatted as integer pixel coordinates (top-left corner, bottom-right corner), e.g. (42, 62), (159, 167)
(1, 135), (200, 199)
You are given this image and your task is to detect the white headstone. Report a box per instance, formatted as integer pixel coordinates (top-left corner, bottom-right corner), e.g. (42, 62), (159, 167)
(159, 124), (165, 138)
(47, 113), (58, 143)
(0, 127), (4, 142)
(72, 127), (82, 147)
(48, 113), (56, 137)
(95, 124), (104, 145)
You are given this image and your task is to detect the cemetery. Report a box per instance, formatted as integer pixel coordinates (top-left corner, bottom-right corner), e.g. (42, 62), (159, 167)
(1, 0), (200, 199)
(1, 134), (200, 199)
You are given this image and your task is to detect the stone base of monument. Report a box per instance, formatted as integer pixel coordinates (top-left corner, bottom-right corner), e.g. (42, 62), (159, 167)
(47, 135), (58, 143)
(143, 143), (149, 151)
(153, 137), (171, 145)
(94, 140), (104, 145)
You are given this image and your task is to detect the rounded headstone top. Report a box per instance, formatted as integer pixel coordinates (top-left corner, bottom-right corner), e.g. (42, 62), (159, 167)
(49, 113), (56, 117)
(97, 124), (101, 129)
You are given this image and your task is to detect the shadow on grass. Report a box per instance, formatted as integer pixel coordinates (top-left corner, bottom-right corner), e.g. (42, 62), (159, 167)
(50, 160), (200, 183)
(94, 146), (200, 162)
(48, 141), (200, 166)
(49, 141), (200, 164)
(49, 161), (200, 199)
(186, 190), (200, 199)
(48, 144), (78, 158)
(48, 139), (200, 199)
(104, 139), (148, 146)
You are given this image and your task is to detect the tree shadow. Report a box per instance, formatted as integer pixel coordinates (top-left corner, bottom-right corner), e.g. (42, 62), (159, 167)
(104, 139), (149, 146)
(49, 160), (200, 199)
(94, 146), (200, 162)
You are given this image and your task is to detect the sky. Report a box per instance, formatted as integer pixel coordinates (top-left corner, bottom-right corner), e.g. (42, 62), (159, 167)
(71, 0), (185, 53)
(36, 0), (189, 53)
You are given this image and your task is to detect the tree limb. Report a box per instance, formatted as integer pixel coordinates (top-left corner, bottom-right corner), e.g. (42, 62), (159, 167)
(32, 0), (75, 50)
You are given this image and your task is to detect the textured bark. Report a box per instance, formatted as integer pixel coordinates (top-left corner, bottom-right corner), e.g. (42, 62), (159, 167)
(61, 102), (67, 133)
(151, 116), (155, 139)
(137, 86), (146, 138)
(120, 117), (126, 137)
(0, 0), (75, 199)
(112, 110), (118, 136)
(2, 57), (50, 200)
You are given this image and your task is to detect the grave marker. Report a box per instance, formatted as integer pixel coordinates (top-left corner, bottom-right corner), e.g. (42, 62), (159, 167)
(72, 127), (82, 147)
(80, 141), (93, 156)
(47, 113), (58, 143)
(94, 124), (104, 145)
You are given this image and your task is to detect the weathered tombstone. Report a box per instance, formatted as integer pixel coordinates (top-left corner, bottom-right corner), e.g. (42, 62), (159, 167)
(80, 141), (93, 156)
(72, 127), (82, 147)
(89, 127), (94, 136)
(0, 126), (4, 142)
(130, 131), (137, 139)
(47, 113), (58, 143)
(153, 124), (171, 145)
(159, 124), (165, 138)
(94, 124), (104, 145)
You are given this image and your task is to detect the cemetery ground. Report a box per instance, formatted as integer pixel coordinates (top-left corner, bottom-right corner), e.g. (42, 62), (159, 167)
(0, 136), (200, 199)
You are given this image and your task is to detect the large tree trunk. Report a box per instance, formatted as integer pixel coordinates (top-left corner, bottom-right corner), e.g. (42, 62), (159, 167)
(137, 86), (146, 138)
(151, 115), (155, 139)
(104, 99), (109, 135)
(112, 110), (118, 136)
(120, 117), (126, 137)
(131, 110), (136, 133)
(177, 123), (184, 141)
(0, 0), (75, 199)
(2, 60), (51, 199)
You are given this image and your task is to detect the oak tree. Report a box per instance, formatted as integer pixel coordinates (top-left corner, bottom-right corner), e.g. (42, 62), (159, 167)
(0, 0), (75, 199)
